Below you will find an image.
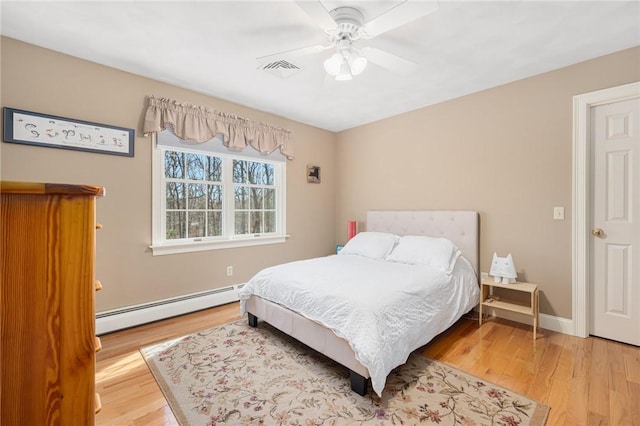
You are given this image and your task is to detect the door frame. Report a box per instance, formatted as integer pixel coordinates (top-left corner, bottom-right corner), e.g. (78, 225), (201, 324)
(572, 81), (639, 338)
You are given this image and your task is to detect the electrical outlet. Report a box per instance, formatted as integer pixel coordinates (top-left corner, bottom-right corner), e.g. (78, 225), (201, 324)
(480, 272), (489, 281)
(226, 266), (233, 276)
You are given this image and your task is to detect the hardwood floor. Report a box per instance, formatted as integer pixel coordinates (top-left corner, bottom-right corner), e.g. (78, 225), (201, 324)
(95, 302), (640, 425)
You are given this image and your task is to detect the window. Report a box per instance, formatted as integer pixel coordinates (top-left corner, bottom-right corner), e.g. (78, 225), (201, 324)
(232, 159), (277, 235)
(151, 135), (286, 255)
(163, 151), (223, 240)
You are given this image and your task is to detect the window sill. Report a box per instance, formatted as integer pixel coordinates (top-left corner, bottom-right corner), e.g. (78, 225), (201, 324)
(150, 235), (288, 256)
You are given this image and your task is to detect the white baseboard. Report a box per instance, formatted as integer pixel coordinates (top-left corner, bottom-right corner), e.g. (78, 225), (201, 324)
(96, 284), (243, 335)
(486, 309), (575, 336)
(540, 313), (575, 335)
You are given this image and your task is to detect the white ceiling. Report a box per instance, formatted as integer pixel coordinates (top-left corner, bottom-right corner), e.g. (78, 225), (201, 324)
(1, 1), (638, 132)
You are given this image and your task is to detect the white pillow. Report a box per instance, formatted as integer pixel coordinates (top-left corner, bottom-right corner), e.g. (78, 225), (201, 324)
(386, 235), (461, 273)
(338, 232), (399, 260)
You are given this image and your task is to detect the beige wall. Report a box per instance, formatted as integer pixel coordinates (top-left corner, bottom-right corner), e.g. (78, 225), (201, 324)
(335, 46), (640, 319)
(2, 36), (639, 320)
(0, 37), (337, 312)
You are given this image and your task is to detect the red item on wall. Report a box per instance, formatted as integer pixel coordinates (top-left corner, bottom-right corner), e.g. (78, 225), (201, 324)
(348, 221), (357, 240)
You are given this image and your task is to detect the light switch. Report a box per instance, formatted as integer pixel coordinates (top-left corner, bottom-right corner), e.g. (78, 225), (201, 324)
(553, 207), (565, 220)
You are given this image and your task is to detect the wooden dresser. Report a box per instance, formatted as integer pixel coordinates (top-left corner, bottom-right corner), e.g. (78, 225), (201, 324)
(1, 181), (105, 426)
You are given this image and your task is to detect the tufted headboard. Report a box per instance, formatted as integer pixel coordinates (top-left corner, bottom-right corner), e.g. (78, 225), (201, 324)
(367, 210), (479, 276)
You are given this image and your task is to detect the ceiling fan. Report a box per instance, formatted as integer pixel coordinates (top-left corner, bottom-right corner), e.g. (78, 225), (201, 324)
(257, 1), (439, 81)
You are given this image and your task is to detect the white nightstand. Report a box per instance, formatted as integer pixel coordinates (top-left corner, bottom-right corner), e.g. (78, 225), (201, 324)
(479, 278), (539, 341)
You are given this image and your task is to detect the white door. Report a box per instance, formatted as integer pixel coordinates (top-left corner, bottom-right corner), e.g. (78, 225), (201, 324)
(590, 97), (640, 345)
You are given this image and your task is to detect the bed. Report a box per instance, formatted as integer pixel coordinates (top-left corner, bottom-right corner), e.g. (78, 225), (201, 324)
(238, 210), (480, 397)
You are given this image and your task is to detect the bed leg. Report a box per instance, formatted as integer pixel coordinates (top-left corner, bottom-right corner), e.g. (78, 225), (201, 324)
(248, 313), (258, 327)
(350, 371), (368, 396)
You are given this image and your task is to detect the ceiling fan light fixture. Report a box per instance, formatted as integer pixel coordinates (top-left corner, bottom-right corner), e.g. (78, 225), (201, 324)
(348, 54), (367, 76)
(323, 53), (343, 76)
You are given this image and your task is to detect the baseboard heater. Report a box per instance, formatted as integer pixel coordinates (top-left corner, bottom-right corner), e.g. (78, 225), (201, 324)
(96, 284), (244, 335)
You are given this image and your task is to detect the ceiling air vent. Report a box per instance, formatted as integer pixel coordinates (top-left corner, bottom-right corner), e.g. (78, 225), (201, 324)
(260, 60), (301, 78)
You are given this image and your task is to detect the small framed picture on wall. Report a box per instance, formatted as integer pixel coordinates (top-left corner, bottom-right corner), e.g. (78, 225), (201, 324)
(307, 165), (320, 183)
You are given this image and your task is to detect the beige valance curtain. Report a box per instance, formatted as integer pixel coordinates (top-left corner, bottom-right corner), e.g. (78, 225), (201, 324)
(143, 96), (294, 159)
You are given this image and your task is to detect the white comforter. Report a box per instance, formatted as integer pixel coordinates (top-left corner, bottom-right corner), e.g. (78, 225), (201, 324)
(238, 254), (479, 396)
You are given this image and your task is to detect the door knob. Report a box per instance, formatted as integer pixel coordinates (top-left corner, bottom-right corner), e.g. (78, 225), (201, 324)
(592, 228), (604, 237)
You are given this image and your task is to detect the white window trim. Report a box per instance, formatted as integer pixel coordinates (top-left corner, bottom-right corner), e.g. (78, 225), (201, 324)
(150, 134), (287, 256)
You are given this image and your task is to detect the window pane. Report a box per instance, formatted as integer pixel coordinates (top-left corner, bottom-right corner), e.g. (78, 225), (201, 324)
(263, 163), (274, 185)
(233, 160), (247, 183)
(250, 211), (262, 234)
(206, 156), (222, 182)
(207, 211), (222, 237)
(250, 188), (263, 209)
(188, 183), (206, 209)
(166, 182), (186, 209)
(186, 154), (205, 180)
(235, 211), (249, 234)
(248, 161), (263, 185)
(234, 186), (248, 209)
(166, 211), (186, 239)
(164, 151), (185, 179)
(264, 188), (275, 209)
(264, 211), (275, 233)
(207, 184), (222, 209)
(188, 211), (205, 237)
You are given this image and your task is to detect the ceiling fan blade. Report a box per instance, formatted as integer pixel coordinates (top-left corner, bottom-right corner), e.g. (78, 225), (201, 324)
(257, 44), (332, 62)
(362, 46), (418, 75)
(362, 0), (439, 39)
(294, 1), (336, 30)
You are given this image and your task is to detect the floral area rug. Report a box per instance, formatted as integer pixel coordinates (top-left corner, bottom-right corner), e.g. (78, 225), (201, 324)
(141, 319), (549, 425)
